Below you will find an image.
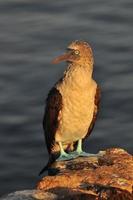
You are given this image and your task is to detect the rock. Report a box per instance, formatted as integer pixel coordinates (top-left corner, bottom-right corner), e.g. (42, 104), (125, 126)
(37, 148), (133, 199)
(0, 190), (58, 200)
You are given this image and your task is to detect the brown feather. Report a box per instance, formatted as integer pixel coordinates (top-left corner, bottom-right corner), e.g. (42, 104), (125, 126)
(84, 85), (101, 139)
(39, 87), (63, 174)
(43, 87), (62, 154)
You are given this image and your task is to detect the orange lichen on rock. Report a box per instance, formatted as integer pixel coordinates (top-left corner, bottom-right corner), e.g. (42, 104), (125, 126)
(37, 148), (133, 199)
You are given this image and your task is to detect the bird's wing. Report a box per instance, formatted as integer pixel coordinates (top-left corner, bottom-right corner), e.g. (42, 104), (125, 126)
(84, 85), (101, 139)
(43, 87), (62, 154)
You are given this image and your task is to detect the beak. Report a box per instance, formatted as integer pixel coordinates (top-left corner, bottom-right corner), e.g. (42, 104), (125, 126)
(51, 52), (73, 64)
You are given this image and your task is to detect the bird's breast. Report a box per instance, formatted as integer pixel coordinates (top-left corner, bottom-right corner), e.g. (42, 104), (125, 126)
(56, 78), (97, 143)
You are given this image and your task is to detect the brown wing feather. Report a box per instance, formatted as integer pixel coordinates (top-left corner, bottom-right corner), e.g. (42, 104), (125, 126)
(39, 87), (62, 175)
(84, 85), (101, 139)
(43, 87), (62, 154)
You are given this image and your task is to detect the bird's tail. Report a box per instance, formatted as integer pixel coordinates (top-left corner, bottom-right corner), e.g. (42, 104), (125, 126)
(39, 154), (56, 176)
(39, 143), (75, 175)
(39, 163), (49, 175)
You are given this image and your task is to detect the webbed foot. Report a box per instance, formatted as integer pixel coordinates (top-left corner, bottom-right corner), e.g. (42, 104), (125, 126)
(70, 151), (99, 157)
(56, 152), (78, 161)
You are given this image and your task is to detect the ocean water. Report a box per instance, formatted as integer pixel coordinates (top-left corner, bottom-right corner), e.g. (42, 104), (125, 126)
(0, 0), (133, 196)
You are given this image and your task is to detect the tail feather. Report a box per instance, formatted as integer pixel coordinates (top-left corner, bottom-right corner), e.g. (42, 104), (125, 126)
(39, 163), (49, 175)
(39, 143), (75, 175)
(39, 154), (56, 176)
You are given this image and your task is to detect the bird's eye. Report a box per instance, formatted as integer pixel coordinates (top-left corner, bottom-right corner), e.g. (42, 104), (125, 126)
(74, 50), (80, 55)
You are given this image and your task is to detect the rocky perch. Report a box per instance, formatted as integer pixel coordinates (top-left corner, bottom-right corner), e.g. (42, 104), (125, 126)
(37, 148), (133, 200)
(1, 148), (133, 200)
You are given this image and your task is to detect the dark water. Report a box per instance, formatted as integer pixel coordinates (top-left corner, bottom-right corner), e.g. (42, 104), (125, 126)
(0, 0), (133, 196)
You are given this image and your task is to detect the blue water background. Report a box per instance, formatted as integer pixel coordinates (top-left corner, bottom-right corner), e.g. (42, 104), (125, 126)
(0, 0), (133, 195)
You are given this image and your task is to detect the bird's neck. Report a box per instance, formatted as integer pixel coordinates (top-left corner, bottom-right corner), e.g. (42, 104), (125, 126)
(63, 63), (94, 89)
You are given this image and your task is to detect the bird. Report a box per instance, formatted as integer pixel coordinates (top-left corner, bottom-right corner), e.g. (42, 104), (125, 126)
(40, 40), (101, 174)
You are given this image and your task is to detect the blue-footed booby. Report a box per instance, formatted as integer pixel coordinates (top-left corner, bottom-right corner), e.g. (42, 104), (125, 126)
(40, 40), (101, 174)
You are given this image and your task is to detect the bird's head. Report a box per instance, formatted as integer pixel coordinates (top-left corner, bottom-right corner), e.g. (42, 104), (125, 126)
(52, 40), (94, 67)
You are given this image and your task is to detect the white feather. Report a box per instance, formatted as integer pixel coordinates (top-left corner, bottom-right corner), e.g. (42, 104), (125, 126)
(55, 64), (97, 143)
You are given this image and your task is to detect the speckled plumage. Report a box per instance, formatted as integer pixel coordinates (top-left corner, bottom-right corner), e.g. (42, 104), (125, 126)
(56, 64), (97, 143)
(40, 41), (101, 174)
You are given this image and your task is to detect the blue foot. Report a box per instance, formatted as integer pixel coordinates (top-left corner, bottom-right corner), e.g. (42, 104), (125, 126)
(78, 152), (98, 157)
(56, 152), (78, 161)
(70, 151), (99, 157)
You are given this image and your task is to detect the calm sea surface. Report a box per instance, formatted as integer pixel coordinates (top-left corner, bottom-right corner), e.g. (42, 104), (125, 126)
(0, 0), (133, 196)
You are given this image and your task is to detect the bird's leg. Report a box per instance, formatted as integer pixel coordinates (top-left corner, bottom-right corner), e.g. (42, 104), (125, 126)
(76, 139), (83, 154)
(56, 142), (78, 161)
(71, 139), (98, 157)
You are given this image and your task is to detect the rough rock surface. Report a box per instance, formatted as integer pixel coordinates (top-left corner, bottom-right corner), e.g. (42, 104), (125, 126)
(0, 190), (57, 200)
(37, 148), (133, 199)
